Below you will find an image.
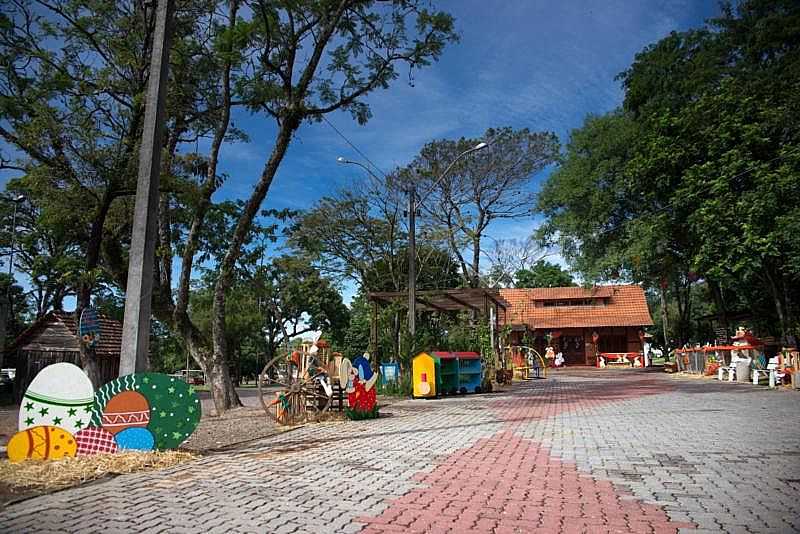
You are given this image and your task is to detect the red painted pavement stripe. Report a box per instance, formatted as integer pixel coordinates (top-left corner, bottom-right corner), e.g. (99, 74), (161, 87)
(357, 431), (694, 534)
(356, 374), (690, 533)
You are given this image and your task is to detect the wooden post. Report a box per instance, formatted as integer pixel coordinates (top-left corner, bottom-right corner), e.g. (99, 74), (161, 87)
(407, 185), (416, 342)
(370, 299), (379, 357)
(120, 0), (175, 376)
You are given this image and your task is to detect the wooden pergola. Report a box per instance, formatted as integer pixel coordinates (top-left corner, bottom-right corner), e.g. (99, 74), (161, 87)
(367, 288), (511, 354)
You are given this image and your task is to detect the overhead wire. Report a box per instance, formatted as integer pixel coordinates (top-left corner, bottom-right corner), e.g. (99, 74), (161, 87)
(322, 115), (387, 178)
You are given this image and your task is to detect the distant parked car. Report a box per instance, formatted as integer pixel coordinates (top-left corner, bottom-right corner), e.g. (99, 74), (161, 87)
(173, 369), (205, 385)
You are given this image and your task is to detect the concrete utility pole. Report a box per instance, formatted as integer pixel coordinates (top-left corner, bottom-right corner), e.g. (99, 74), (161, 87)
(120, 0), (175, 376)
(407, 184), (417, 339)
(405, 143), (488, 346)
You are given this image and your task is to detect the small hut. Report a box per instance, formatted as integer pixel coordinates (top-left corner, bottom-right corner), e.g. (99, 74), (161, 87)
(5, 310), (123, 397)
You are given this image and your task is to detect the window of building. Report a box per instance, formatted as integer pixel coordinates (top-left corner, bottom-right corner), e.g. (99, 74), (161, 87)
(540, 298), (604, 307)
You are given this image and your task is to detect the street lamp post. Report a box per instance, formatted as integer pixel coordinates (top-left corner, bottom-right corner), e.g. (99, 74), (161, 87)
(405, 142), (487, 340)
(1, 194), (25, 370)
(6, 194), (24, 282)
(337, 141), (488, 345)
(119, 0), (175, 376)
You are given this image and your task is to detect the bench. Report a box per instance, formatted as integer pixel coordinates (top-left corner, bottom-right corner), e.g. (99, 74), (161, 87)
(597, 352), (643, 368)
(717, 365), (736, 381)
(751, 357), (783, 388)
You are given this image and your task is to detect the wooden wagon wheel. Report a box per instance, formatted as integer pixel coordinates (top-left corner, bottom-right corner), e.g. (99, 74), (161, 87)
(257, 354), (332, 425)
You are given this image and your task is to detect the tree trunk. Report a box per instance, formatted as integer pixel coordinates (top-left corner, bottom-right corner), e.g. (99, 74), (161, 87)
(76, 191), (115, 387)
(211, 118), (299, 412)
(166, 1), (241, 412)
(708, 278), (729, 340)
(471, 236), (481, 288)
(659, 284), (670, 352)
(198, 356), (239, 416)
(78, 346), (103, 388)
(763, 266), (788, 337)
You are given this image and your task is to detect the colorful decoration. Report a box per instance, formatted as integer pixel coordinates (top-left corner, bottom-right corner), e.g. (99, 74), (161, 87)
(18, 362), (94, 435)
(346, 377), (378, 420)
(114, 427), (155, 451)
(7, 426), (77, 463)
(339, 358), (353, 391)
(352, 352), (375, 380)
(91, 372), (201, 450)
(101, 391), (150, 435)
(75, 427), (118, 456)
(342, 356), (378, 419)
(79, 307), (101, 348)
(8, 366), (202, 462)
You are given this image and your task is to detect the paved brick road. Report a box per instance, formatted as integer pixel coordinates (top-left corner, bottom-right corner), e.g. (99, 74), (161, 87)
(1, 370), (798, 533)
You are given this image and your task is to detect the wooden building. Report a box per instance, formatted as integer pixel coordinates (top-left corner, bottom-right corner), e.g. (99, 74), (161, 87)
(5, 310), (123, 396)
(499, 285), (654, 366)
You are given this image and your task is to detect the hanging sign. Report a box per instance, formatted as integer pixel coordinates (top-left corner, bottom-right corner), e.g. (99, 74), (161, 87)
(79, 307), (101, 348)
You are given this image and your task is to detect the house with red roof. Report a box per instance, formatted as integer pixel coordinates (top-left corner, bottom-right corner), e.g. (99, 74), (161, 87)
(499, 285), (654, 366)
(4, 310), (123, 397)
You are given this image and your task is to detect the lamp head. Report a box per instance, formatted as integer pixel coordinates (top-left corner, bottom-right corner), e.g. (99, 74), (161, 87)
(336, 157), (346, 164)
(13, 194), (24, 202)
(473, 142), (488, 151)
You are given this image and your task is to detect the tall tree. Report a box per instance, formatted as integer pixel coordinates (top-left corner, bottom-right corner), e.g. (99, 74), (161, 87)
(483, 237), (549, 288)
(405, 126), (559, 287)
(0, 0), (177, 384)
(209, 2), (459, 407)
(538, 0), (800, 344)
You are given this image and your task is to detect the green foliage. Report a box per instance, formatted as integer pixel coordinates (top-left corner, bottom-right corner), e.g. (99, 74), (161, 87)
(148, 319), (187, 374)
(190, 253), (349, 370)
(0, 273), (31, 340)
(342, 293), (371, 360)
(515, 261), (575, 288)
(376, 371), (413, 397)
(345, 404), (379, 420)
(537, 0), (800, 343)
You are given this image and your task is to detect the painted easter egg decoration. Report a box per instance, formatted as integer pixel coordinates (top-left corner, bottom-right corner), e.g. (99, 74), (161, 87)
(75, 427), (118, 456)
(114, 427), (155, 451)
(19, 362), (94, 435)
(7, 426), (77, 462)
(92, 372), (201, 450)
(101, 390), (150, 435)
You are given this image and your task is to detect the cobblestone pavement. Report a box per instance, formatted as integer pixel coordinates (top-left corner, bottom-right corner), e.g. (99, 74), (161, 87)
(1, 369), (798, 533)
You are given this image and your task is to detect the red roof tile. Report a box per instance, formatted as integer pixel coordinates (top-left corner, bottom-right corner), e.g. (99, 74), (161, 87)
(8, 310), (123, 357)
(527, 286), (613, 300)
(499, 285), (653, 329)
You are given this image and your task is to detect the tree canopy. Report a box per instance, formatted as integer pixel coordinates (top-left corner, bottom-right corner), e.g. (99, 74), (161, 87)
(537, 0), (800, 344)
(515, 261), (575, 289)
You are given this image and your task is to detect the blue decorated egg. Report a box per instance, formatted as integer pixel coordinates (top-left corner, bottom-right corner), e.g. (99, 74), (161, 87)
(114, 427), (155, 451)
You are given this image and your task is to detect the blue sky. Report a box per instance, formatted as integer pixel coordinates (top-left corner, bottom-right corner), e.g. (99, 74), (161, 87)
(211, 0), (721, 301)
(3, 0), (721, 306)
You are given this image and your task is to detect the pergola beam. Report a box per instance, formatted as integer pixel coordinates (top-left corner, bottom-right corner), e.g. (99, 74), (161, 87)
(440, 292), (481, 313)
(417, 297), (449, 313)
